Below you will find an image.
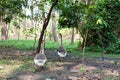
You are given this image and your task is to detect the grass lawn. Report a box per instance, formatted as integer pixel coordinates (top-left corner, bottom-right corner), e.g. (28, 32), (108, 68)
(0, 39), (120, 59)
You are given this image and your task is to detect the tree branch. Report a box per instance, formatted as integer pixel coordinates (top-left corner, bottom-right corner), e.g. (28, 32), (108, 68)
(36, 0), (58, 53)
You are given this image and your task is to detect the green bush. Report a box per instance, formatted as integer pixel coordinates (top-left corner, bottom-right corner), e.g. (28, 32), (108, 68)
(105, 39), (120, 54)
(86, 46), (102, 52)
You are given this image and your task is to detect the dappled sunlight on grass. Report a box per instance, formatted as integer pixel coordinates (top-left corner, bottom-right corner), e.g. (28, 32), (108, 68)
(0, 39), (120, 79)
(0, 60), (22, 78)
(0, 54), (35, 79)
(0, 50), (119, 79)
(0, 61), (35, 79)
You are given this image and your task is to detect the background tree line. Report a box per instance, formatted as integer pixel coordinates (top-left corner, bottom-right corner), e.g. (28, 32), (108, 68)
(0, 0), (120, 54)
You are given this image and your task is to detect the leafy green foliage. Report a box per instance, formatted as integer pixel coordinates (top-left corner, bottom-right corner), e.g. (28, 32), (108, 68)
(85, 0), (120, 47)
(56, 0), (120, 54)
(57, 0), (85, 28)
(105, 39), (120, 54)
(0, 0), (24, 23)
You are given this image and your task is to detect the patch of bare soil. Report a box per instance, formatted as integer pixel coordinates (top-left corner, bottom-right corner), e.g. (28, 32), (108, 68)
(0, 46), (120, 80)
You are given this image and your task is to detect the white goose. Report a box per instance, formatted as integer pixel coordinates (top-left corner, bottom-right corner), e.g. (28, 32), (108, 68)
(34, 40), (47, 70)
(57, 33), (67, 61)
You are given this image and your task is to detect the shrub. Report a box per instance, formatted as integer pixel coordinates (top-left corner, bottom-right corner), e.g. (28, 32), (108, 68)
(105, 39), (120, 54)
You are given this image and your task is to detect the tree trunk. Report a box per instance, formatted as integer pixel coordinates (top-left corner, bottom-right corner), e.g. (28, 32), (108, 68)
(17, 28), (20, 40)
(118, 30), (120, 37)
(14, 27), (20, 40)
(36, 0), (58, 53)
(78, 20), (86, 49)
(76, 28), (79, 34)
(31, 0), (34, 28)
(85, 0), (91, 5)
(71, 28), (74, 44)
(6, 23), (10, 39)
(22, 6), (27, 37)
(1, 22), (8, 40)
(51, 10), (58, 42)
(82, 29), (88, 64)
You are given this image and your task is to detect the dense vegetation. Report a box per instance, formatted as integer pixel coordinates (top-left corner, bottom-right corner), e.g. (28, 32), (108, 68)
(57, 0), (120, 54)
(85, 0), (120, 54)
(0, 0), (120, 54)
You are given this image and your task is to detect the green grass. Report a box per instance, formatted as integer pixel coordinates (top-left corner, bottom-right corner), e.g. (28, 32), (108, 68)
(45, 40), (79, 50)
(0, 39), (79, 50)
(0, 39), (120, 59)
(0, 39), (36, 50)
(0, 56), (35, 79)
(0, 59), (12, 65)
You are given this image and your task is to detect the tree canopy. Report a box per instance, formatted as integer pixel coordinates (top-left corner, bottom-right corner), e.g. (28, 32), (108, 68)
(0, 0), (120, 54)
(56, 0), (120, 53)
(0, 0), (25, 23)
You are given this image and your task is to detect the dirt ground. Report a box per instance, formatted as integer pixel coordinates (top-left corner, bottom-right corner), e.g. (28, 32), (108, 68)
(0, 46), (120, 80)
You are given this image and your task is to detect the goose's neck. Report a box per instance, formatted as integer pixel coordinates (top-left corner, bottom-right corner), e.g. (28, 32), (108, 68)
(40, 42), (44, 54)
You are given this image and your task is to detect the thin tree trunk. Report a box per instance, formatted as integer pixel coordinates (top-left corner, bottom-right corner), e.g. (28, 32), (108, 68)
(17, 28), (20, 40)
(33, 20), (37, 51)
(71, 28), (74, 44)
(78, 20), (86, 49)
(22, 18), (27, 39)
(5, 24), (8, 40)
(31, 0), (34, 28)
(1, 22), (8, 40)
(98, 32), (105, 61)
(82, 29), (88, 64)
(51, 10), (58, 42)
(1, 23), (4, 40)
(76, 28), (79, 34)
(102, 45), (105, 61)
(8, 23), (10, 39)
(22, 7), (27, 37)
(85, 0), (91, 5)
(36, 0), (58, 53)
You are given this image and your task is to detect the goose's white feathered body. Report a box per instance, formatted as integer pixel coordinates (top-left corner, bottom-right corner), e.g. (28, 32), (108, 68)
(57, 52), (67, 57)
(34, 41), (47, 66)
(57, 46), (67, 57)
(34, 53), (47, 66)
